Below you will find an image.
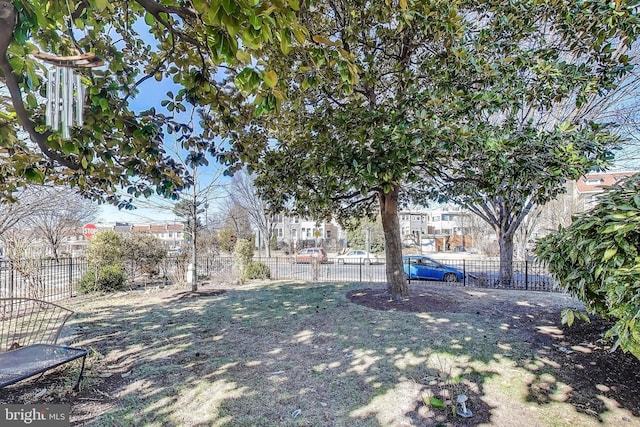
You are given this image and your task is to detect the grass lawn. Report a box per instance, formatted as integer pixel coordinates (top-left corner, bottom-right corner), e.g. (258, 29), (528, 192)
(2, 280), (639, 426)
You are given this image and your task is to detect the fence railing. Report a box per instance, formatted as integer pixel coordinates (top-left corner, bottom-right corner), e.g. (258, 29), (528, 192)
(0, 258), (87, 302)
(244, 257), (558, 292)
(0, 255), (559, 302)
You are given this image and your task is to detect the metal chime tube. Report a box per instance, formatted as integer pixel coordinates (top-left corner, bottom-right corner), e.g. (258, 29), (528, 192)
(46, 67), (54, 126)
(65, 68), (74, 138)
(61, 67), (69, 139)
(52, 66), (61, 132)
(75, 73), (83, 126)
(44, 63), (87, 138)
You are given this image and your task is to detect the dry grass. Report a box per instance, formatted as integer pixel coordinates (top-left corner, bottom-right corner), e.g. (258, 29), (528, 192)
(3, 280), (639, 426)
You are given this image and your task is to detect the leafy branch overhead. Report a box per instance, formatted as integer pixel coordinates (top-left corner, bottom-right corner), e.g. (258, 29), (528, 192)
(0, 0), (308, 206)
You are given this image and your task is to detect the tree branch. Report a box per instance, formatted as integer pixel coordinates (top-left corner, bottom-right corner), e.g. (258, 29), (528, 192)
(0, 2), (80, 170)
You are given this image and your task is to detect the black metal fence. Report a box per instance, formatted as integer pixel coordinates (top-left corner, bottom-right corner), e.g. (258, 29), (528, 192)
(245, 257), (558, 292)
(0, 255), (559, 302)
(0, 258), (87, 302)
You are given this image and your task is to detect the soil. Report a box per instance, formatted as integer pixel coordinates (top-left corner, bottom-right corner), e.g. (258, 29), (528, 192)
(348, 284), (640, 424)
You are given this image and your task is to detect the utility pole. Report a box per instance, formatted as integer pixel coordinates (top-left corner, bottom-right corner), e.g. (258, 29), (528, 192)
(365, 226), (371, 254)
(189, 176), (198, 291)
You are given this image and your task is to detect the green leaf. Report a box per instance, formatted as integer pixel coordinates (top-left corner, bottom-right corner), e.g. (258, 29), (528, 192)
(144, 12), (155, 25)
(24, 168), (45, 183)
(603, 247), (618, 261)
(93, 0), (109, 10)
(428, 397), (445, 408)
(561, 309), (575, 327)
(263, 70), (278, 88)
(312, 35), (335, 46)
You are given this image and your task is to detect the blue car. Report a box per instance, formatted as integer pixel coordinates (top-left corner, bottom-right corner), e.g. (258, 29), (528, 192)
(403, 255), (464, 282)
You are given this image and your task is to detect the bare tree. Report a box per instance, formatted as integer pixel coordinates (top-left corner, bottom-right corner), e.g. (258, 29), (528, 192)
(2, 230), (47, 299)
(23, 187), (98, 259)
(0, 186), (95, 258)
(229, 170), (277, 257)
(0, 187), (52, 243)
(218, 199), (254, 241)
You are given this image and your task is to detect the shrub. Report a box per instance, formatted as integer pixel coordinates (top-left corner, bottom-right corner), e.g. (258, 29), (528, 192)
(233, 238), (254, 278)
(88, 231), (123, 270)
(78, 265), (127, 294)
(122, 232), (166, 279)
(243, 261), (271, 280)
(535, 173), (640, 359)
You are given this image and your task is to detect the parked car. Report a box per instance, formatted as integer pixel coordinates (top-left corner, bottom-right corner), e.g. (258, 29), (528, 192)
(336, 249), (380, 265)
(290, 248), (328, 264)
(403, 255), (464, 282)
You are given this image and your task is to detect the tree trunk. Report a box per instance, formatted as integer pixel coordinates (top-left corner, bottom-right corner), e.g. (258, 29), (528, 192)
(264, 230), (271, 258)
(191, 226), (198, 291)
(379, 184), (408, 298)
(497, 228), (514, 286)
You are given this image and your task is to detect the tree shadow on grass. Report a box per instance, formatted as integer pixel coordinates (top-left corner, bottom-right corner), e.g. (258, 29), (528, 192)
(350, 284), (640, 425)
(2, 281), (638, 426)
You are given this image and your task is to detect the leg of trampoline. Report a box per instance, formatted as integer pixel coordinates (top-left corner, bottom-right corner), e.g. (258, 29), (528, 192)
(74, 354), (87, 392)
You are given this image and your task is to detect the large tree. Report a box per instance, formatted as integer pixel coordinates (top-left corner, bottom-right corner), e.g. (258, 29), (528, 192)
(228, 169), (277, 257)
(229, 0), (639, 297)
(0, 0), (304, 206)
(24, 186), (98, 259)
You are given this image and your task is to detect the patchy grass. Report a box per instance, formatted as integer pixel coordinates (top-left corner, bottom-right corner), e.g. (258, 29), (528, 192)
(1, 281), (639, 426)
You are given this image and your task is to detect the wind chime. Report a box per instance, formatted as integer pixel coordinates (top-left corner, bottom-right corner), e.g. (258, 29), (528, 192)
(32, 51), (104, 139)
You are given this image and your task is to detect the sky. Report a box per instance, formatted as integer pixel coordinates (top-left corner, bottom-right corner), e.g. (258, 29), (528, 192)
(93, 58), (232, 222)
(97, 201), (178, 224)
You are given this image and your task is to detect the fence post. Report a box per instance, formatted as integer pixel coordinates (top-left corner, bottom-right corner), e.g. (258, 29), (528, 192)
(461, 259), (465, 286)
(68, 257), (74, 297)
(525, 260), (529, 291)
(8, 261), (14, 298)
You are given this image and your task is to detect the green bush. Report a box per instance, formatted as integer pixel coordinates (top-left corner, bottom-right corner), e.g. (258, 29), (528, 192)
(535, 173), (640, 359)
(243, 261), (271, 280)
(78, 265), (128, 294)
(233, 238), (254, 279)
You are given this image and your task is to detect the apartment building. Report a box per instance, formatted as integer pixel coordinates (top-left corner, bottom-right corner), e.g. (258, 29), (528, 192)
(271, 215), (343, 251)
(61, 222), (186, 256)
(398, 205), (475, 252)
(573, 170), (639, 211)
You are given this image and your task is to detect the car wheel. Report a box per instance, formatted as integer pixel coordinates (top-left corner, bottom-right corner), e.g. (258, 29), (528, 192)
(364, 259), (371, 265)
(443, 273), (458, 282)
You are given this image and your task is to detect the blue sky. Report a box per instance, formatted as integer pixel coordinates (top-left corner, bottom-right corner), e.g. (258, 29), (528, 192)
(94, 61), (232, 223)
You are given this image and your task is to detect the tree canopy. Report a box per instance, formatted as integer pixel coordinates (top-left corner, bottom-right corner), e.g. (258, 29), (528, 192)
(0, 0), (305, 206)
(234, 0), (639, 296)
(2, 0), (639, 298)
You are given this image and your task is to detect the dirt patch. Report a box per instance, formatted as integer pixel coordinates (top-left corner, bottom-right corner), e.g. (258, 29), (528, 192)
(163, 289), (226, 301)
(348, 284), (640, 422)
